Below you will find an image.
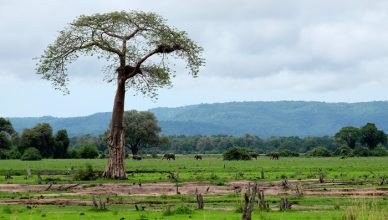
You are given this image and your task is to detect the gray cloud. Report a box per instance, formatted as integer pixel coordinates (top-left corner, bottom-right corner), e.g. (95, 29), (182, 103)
(2, 0), (388, 116)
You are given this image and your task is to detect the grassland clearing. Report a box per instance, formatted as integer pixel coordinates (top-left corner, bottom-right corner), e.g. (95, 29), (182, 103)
(0, 156), (387, 219)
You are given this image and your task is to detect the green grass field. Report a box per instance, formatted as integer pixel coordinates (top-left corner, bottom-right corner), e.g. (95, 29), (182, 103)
(0, 156), (387, 219)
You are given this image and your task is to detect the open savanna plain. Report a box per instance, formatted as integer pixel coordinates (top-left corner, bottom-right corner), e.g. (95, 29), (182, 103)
(0, 156), (387, 219)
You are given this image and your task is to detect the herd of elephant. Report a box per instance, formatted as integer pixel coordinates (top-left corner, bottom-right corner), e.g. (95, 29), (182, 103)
(131, 152), (280, 160)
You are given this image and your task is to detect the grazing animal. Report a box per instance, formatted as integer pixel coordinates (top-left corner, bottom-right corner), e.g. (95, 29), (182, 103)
(132, 155), (142, 160)
(270, 152), (280, 160)
(194, 155), (202, 160)
(162, 153), (175, 160)
(248, 152), (258, 160)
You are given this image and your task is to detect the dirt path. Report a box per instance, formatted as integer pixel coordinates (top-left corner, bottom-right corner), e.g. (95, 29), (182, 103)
(0, 180), (386, 206)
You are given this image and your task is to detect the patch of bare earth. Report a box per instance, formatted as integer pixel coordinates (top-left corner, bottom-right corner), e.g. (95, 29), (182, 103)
(0, 180), (386, 205)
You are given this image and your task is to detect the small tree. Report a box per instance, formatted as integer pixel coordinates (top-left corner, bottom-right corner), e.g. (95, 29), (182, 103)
(19, 123), (54, 157)
(334, 126), (360, 149)
(21, 147), (42, 161)
(334, 145), (354, 157)
(53, 129), (70, 158)
(36, 10), (204, 179)
(371, 145), (388, 156)
(78, 145), (99, 159)
(0, 118), (16, 150)
(359, 123), (386, 150)
(307, 146), (332, 157)
(353, 146), (370, 157)
(122, 110), (161, 155)
(223, 147), (251, 160)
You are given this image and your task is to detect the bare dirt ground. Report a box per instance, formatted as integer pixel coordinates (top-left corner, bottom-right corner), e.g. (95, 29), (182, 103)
(0, 180), (386, 205)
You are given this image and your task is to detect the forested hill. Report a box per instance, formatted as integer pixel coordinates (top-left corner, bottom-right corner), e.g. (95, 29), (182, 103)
(8, 101), (388, 137)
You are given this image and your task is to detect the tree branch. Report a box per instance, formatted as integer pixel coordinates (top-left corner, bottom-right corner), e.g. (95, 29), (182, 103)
(128, 44), (183, 78)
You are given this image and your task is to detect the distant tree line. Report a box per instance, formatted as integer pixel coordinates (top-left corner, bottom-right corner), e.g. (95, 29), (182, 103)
(0, 117), (101, 160)
(1, 112), (387, 159)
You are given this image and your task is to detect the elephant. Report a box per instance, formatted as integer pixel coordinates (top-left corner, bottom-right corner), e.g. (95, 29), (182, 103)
(270, 152), (280, 160)
(162, 153), (175, 160)
(194, 155), (202, 160)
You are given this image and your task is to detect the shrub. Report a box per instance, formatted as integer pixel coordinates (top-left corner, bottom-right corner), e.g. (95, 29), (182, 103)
(371, 146), (388, 156)
(278, 149), (299, 157)
(78, 145), (99, 159)
(353, 147), (371, 157)
(66, 149), (80, 158)
(74, 163), (98, 181)
(334, 145), (354, 157)
(307, 146), (332, 157)
(7, 148), (21, 159)
(21, 147), (42, 161)
(223, 147), (251, 160)
(0, 149), (8, 159)
(163, 205), (192, 216)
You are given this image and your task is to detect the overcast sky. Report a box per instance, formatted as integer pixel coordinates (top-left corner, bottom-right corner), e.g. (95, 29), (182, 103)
(2, 0), (388, 117)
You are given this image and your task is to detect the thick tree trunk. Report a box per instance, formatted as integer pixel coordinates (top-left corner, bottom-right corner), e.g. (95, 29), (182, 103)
(103, 71), (127, 179)
(130, 146), (139, 155)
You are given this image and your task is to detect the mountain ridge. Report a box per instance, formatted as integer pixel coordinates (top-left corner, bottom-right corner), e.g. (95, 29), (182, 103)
(7, 101), (388, 137)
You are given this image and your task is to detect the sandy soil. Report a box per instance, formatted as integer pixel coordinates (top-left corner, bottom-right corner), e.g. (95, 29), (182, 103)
(0, 180), (386, 205)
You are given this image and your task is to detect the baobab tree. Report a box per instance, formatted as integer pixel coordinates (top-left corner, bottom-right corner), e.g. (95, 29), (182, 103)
(36, 11), (204, 179)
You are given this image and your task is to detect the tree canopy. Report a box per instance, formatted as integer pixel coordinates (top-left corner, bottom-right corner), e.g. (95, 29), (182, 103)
(36, 10), (204, 97)
(122, 110), (162, 155)
(334, 126), (360, 149)
(359, 123), (386, 150)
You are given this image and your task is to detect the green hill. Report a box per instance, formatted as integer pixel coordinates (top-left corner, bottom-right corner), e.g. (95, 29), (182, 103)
(7, 101), (388, 137)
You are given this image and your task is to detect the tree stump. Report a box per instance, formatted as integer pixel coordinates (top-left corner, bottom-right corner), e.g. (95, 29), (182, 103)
(242, 182), (258, 220)
(26, 168), (32, 179)
(260, 168), (265, 179)
(37, 174), (42, 185)
(5, 170), (12, 180)
(258, 190), (269, 210)
(280, 198), (292, 211)
(319, 174), (324, 183)
(281, 178), (289, 189)
(196, 193), (204, 209)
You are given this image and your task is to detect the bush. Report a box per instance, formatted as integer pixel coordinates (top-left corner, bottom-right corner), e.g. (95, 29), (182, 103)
(278, 149), (299, 157)
(0, 149), (8, 159)
(223, 147), (251, 160)
(74, 163), (98, 181)
(21, 147), (42, 161)
(353, 147), (371, 157)
(78, 145), (99, 159)
(307, 146), (332, 157)
(66, 149), (80, 158)
(7, 148), (21, 159)
(334, 145), (354, 157)
(371, 146), (388, 156)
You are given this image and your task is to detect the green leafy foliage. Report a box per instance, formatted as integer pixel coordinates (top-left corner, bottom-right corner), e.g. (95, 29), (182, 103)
(371, 146), (388, 156)
(74, 163), (98, 181)
(7, 147), (21, 159)
(335, 126), (360, 149)
(21, 147), (42, 161)
(36, 10), (204, 97)
(78, 145), (99, 159)
(122, 110), (162, 155)
(307, 146), (332, 157)
(359, 123), (386, 150)
(19, 123), (54, 157)
(0, 118), (16, 150)
(334, 145), (354, 157)
(353, 147), (371, 157)
(223, 147), (251, 160)
(278, 149), (300, 157)
(53, 129), (70, 158)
